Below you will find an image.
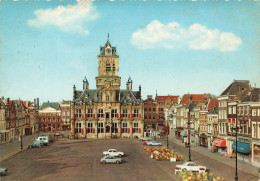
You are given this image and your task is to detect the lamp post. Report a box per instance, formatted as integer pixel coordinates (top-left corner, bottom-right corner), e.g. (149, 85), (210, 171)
(188, 110), (191, 161)
(231, 122), (242, 181)
(20, 130), (23, 150)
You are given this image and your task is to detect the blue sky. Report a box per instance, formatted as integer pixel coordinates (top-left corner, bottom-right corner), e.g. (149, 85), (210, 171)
(0, 1), (259, 103)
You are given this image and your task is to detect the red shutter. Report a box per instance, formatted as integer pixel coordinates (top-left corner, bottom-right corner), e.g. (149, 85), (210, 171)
(139, 114), (141, 118)
(132, 128), (134, 133)
(103, 114), (104, 118)
(86, 114), (88, 118)
(117, 114), (118, 118)
(116, 128), (118, 133)
(74, 114), (76, 118)
(127, 128), (130, 133)
(128, 114), (130, 118)
(132, 114), (134, 118)
(86, 128), (88, 133)
(121, 128), (123, 133)
(81, 128), (83, 133)
(93, 128), (95, 133)
(82, 114), (84, 118)
(121, 114), (123, 118)
(103, 128), (105, 133)
(74, 128), (77, 133)
(139, 128), (141, 133)
(97, 114), (99, 118)
(93, 114), (95, 118)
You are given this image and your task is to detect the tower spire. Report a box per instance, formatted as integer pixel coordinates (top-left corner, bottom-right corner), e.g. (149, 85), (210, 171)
(107, 33), (109, 40)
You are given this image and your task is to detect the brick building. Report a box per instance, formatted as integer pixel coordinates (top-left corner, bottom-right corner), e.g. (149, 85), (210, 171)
(143, 95), (157, 134)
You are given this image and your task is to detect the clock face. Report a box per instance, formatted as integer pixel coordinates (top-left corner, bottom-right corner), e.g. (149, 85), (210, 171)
(106, 84), (110, 88)
(105, 48), (112, 55)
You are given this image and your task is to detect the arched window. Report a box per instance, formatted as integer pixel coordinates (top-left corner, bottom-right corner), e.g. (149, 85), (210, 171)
(106, 95), (109, 102)
(113, 64), (115, 71)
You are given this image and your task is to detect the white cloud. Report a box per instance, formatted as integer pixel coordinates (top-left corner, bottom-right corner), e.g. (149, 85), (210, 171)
(28, 1), (99, 35)
(131, 20), (241, 52)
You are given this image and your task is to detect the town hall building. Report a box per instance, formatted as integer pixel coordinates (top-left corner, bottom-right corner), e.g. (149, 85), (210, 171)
(71, 37), (144, 139)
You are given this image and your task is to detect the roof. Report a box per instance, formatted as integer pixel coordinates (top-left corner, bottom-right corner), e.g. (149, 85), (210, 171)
(181, 94), (210, 105)
(99, 38), (118, 56)
(207, 99), (218, 111)
(40, 102), (60, 110)
(221, 80), (251, 96)
(208, 106), (218, 114)
(75, 89), (141, 105)
(157, 96), (178, 102)
(22, 101), (33, 108)
(242, 88), (260, 102)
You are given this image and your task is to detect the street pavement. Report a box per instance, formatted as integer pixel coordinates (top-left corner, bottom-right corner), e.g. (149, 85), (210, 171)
(162, 136), (259, 181)
(0, 134), (38, 162)
(0, 135), (259, 181)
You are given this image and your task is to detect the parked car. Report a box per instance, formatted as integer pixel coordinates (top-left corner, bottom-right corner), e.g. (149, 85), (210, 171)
(35, 136), (49, 146)
(103, 149), (124, 157)
(146, 141), (162, 146)
(0, 168), (8, 176)
(28, 141), (43, 148)
(100, 156), (122, 164)
(175, 162), (207, 174)
(139, 137), (151, 141)
(54, 131), (60, 136)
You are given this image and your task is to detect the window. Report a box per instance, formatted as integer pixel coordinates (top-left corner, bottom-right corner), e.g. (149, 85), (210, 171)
(253, 123), (256, 138)
(67, 107), (69, 111)
(144, 115), (147, 119)
(76, 123), (81, 133)
(66, 112), (69, 116)
(228, 106), (232, 114)
(113, 64), (115, 71)
(98, 109), (103, 118)
(111, 109), (117, 118)
(149, 108), (151, 113)
(252, 109), (257, 116)
(245, 106), (248, 115)
(112, 123), (118, 133)
(76, 109), (82, 118)
(233, 106), (236, 114)
(122, 122), (127, 133)
(153, 115), (155, 119)
(106, 62), (111, 71)
(88, 109), (93, 117)
(134, 109), (139, 118)
(66, 118), (69, 122)
(62, 118), (65, 122)
(153, 108), (156, 112)
(159, 102), (165, 105)
(62, 112), (65, 116)
(123, 109), (128, 118)
(258, 109), (260, 116)
(87, 122), (93, 133)
(133, 123), (138, 133)
(144, 108), (147, 112)
(98, 122), (104, 133)
(149, 115), (151, 119)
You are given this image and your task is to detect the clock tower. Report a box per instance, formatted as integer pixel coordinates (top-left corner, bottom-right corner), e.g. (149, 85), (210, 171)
(96, 35), (121, 102)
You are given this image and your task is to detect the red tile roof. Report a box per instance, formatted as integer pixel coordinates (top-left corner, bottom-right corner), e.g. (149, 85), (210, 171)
(22, 101), (33, 108)
(157, 96), (178, 102)
(207, 99), (218, 111)
(182, 94), (210, 105)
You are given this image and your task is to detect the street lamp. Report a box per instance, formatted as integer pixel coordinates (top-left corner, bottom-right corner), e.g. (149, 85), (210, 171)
(187, 110), (191, 161)
(20, 130), (23, 150)
(230, 123), (242, 181)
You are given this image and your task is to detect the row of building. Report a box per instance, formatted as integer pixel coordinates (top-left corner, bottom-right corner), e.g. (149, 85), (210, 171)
(165, 80), (260, 167)
(0, 97), (39, 143)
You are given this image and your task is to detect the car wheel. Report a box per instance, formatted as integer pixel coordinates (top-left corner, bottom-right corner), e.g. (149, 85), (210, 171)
(106, 154), (109, 156)
(118, 154), (122, 157)
(116, 161), (120, 164)
(102, 161), (106, 164)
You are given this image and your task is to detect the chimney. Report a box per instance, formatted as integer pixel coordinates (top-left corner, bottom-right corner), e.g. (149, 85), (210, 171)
(34, 99), (36, 107)
(37, 98), (39, 108)
(7, 98), (10, 105)
(139, 85), (141, 99)
(73, 85), (76, 100)
(1, 96), (4, 100)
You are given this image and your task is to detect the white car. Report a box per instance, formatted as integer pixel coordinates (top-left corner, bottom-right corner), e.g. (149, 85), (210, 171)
(175, 162), (206, 174)
(103, 149), (124, 157)
(139, 137), (151, 141)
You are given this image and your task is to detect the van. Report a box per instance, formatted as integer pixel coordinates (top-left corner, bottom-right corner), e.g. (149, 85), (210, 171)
(35, 136), (49, 146)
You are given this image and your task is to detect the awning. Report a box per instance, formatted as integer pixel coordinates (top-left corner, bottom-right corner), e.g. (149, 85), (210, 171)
(185, 131), (195, 136)
(232, 142), (251, 154)
(180, 130), (187, 136)
(212, 139), (226, 147)
(34, 125), (38, 129)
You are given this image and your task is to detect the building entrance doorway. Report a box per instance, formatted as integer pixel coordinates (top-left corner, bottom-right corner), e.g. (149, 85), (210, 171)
(106, 113), (110, 120)
(106, 125), (110, 133)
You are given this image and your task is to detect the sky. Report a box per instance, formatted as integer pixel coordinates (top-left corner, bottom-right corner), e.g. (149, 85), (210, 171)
(0, 0), (259, 104)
